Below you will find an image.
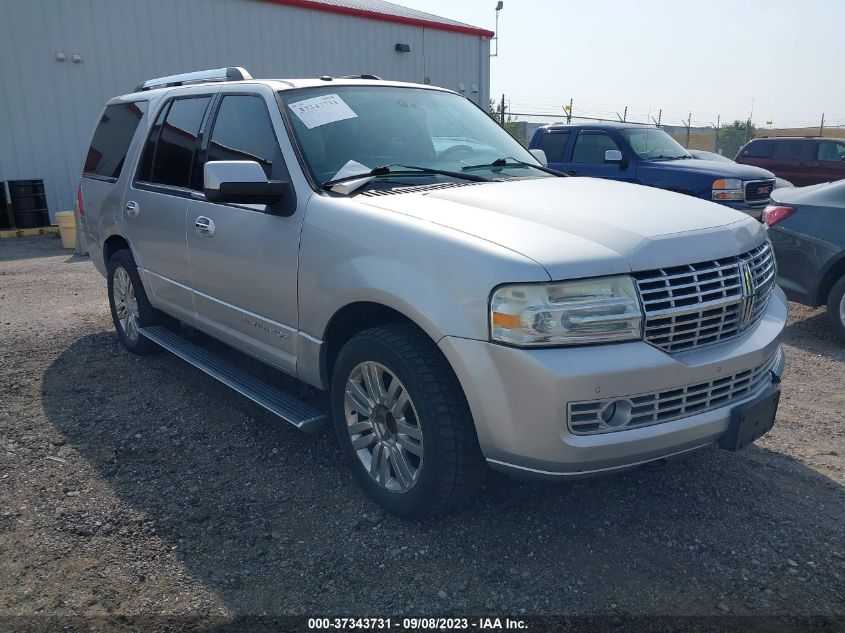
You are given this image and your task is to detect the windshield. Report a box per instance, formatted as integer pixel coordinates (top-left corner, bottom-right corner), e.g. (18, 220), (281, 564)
(621, 128), (691, 160)
(279, 86), (545, 187)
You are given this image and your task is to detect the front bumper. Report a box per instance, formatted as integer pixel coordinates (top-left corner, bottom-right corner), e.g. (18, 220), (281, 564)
(718, 199), (768, 220)
(438, 286), (787, 480)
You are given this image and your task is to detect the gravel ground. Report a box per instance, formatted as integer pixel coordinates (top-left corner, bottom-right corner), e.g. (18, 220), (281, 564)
(1, 236), (843, 628)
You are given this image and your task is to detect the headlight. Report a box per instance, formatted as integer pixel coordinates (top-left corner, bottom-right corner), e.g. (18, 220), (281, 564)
(490, 276), (643, 346)
(712, 178), (744, 201)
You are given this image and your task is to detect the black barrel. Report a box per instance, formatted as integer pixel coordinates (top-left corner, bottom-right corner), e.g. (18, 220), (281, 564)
(0, 183), (10, 229)
(9, 179), (49, 228)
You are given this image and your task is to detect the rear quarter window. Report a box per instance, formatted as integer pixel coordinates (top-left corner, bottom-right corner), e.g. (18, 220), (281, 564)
(83, 101), (148, 181)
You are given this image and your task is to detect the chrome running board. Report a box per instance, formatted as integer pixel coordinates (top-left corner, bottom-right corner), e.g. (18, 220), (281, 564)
(139, 325), (326, 432)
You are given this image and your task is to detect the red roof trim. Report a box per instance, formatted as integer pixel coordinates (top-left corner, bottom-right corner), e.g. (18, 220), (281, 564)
(258, 0), (495, 38)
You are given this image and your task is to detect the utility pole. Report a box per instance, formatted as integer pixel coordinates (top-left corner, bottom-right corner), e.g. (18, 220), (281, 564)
(820, 113), (825, 137)
(500, 93), (506, 126)
(745, 98), (754, 143)
(623, 106), (628, 123)
(714, 114), (720, 152)
(566, 98), (573, 124)
(491, 1), (503, 57)
(685, 112), (692, 148)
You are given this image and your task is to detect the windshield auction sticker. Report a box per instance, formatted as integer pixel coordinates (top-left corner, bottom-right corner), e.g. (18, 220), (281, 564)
(288, 94), (358, 129)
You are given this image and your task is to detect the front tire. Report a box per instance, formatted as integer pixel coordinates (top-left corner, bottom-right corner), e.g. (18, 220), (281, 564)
(331, 323), (485, 518)
(826, 275), (845, 344)
(107, 249), (161, 355)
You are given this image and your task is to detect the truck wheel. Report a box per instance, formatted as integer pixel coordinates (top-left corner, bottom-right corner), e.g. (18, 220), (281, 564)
(106, 249), (161, 355)
(826, 275), (845, 344)
(331, 323), (485, 518)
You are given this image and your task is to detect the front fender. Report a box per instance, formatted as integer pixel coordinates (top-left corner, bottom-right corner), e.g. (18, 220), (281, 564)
(297, 196), (549, 344)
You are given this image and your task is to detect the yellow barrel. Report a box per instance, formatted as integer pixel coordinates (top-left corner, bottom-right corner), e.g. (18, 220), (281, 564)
(55, 211), (76, 249)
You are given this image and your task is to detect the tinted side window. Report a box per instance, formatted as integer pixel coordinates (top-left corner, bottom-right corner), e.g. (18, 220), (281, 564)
(817, 141), (845, 162)
(83, 101), (148, 180)
(150, 97), (211, 189)
(742, 139), (773, 158)
(571, 132), (621, 163)
(136, 102), (170, 183)
(537, 131), (570, 162)
(772, 140), (814, 161)
(206, 95), (282, 180)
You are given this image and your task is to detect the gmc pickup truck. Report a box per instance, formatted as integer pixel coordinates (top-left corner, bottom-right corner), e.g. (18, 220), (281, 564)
(530, 123), (778, 220)
(79, 68), (786, 518)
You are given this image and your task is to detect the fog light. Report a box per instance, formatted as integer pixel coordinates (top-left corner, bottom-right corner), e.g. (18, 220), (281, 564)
(600, 400), (633, 427)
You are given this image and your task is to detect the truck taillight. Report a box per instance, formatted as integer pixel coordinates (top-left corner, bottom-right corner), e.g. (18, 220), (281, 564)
(76, 185), (85, 216)
(764, 205), (795, 227)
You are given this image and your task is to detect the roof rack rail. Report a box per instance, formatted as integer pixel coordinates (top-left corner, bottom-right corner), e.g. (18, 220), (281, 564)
(135, 67), (253, 92)
(339, 74), (382, 80)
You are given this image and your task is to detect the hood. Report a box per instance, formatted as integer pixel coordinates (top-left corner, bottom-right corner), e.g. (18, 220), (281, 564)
(646, 158), (775, 181)
(359, 177), (766, 280)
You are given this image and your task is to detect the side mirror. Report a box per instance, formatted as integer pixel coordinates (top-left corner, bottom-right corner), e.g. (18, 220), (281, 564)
(529, 149), (548, 166)
(604, 149), (623, 163)
(204, 161), (290, 207)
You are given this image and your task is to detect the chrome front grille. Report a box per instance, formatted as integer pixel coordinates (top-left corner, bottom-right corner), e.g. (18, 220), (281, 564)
(568, 349), (781, 435)
(745, 179), (775, 203)
(633, 242), (775, 353)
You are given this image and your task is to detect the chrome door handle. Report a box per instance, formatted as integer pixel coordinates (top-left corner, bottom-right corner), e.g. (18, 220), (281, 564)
(125, 200), (140, 217)
(195, 216), (215, 237)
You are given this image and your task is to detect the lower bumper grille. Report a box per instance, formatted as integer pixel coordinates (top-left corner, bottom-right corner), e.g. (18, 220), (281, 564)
(567, 349), (782, 435)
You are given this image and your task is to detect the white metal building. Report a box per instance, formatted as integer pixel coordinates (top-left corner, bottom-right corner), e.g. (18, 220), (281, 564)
(0, 0), (492, 221)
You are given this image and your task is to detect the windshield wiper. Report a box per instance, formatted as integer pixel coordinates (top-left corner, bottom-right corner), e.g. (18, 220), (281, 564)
(461, 157), (567, 176)
(649, 155), (692, 161)
(321, 164), (491, 190)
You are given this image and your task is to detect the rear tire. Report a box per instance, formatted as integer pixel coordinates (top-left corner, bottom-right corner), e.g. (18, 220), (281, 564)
(331, 323), (486, 518)
(826, 275), (845, 344)
(106, 249), (163, 355)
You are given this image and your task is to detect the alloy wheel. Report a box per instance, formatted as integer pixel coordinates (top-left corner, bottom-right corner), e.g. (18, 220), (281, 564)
(113, 267), (140, 342)
(344, 361), (424, 492)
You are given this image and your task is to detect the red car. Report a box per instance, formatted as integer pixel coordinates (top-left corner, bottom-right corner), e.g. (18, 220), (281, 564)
(736, 137), (845, 186)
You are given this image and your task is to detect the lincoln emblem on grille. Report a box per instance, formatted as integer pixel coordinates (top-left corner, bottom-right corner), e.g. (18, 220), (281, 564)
(738, 261), (755, 328)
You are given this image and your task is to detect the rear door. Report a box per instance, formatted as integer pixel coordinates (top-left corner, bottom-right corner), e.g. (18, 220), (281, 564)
(125, 92), (215, 321)
(770, 139), (816, 186)
(814, 140), (845, 183)
(565, 129), (635, 180)
(185, 88), (302, 375)
(533, 129), (571, 171)
(80, 100), (149, 268)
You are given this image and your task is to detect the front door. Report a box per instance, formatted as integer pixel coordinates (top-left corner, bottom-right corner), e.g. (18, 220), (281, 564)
(125, 93), (214, 321)
(565, 130), (635, 180)
(186, 91), (302, 375)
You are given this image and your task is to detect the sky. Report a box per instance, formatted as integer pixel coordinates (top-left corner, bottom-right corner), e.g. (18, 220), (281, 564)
(396, 0), (845, 130)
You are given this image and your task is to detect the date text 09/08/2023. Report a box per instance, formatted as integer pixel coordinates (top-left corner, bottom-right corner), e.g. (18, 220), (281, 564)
(307, 617), (529, 630)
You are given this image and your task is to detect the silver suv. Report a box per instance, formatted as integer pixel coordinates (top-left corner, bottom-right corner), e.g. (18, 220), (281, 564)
(79, 68), (786, 518)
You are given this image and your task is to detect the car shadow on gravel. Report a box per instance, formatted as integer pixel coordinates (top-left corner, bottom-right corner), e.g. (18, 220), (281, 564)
(42, 332), (845, 617)
(782, 310), (845, 362)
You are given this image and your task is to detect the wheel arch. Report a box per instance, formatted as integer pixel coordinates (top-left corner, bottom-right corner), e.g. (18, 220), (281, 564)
(815, 254), (845, 306)
(318, 301), (441, 389)
(102, 233), (133, 269)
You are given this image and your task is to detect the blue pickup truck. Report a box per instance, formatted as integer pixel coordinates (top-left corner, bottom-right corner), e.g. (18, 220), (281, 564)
(528, 123), (777, 219)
